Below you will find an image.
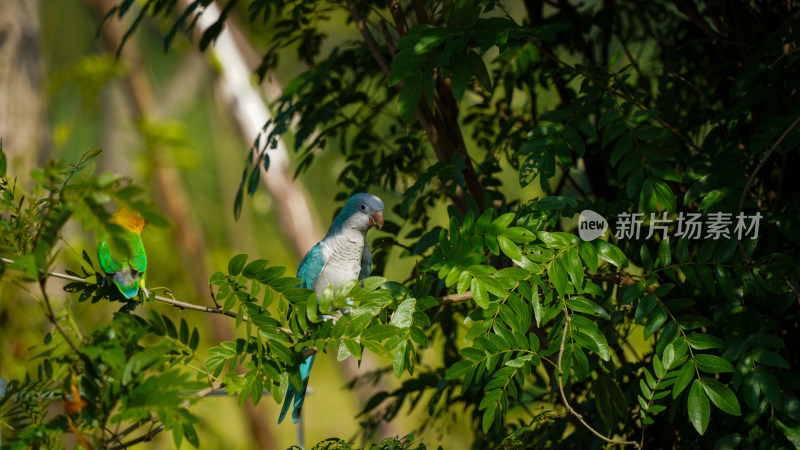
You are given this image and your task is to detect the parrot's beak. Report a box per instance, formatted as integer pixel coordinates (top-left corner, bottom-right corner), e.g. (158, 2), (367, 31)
(369, 211), (384, 229)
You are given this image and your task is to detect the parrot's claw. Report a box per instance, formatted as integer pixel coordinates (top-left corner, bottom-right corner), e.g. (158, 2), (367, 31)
(142, 288), (150, 301)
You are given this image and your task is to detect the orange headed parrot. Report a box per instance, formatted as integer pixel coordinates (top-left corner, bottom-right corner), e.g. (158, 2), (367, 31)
(97, 209), (148, 299)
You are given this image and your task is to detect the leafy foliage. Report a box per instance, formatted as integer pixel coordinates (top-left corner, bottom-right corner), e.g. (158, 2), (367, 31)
(4, 0), (800, 448)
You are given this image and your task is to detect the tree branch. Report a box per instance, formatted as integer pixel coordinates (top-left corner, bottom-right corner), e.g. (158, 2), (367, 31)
(344, 0), (392, 76)
(38, 277), (81, 355)
(1, 257), (241, 320)
(108, 424), (164, 450)
(436, 292), (473, 305)
(736, 113), (800, 263)
(556, 307), (640, 448)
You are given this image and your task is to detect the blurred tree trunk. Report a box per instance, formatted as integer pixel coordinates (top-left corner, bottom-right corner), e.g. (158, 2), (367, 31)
(0, 0), (45, 176)
(189, 1), (321, 258)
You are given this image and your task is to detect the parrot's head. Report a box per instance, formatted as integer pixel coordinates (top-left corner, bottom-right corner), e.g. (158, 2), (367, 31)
(335, 193), (384, 233)
(110, 208), (147, 235)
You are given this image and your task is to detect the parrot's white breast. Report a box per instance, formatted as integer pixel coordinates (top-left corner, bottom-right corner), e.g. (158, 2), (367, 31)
(314, 229), (366, 293)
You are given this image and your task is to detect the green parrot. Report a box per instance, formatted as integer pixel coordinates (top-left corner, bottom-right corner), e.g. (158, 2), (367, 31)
(97, 209), (148, 299)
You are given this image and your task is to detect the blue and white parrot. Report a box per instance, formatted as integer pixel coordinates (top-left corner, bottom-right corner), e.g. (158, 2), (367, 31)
(278, 193), (385, 424)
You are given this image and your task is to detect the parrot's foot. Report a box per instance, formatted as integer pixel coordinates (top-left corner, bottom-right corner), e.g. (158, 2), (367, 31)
(322, 313), (343, 325)
(141, 288), (150, 301)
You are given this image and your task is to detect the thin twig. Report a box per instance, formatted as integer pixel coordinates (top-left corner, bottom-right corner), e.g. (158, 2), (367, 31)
(108, 424), (164, 450)
(107, 419), (150, 446)
(107, 381), (226, 449)
(736, 113), (800, 264)
(38, 278), (82, 354)
(1, 257), (243, 320)
(557, 307), (640, 448)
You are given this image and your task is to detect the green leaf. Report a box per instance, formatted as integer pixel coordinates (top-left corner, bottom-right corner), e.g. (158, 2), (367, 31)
(572, 114), (597, 140)
(672, 361), (695, 398)
(579, 241), (598, 274)
(602, 119), (628, 147)
(362, 324), (400, 341)
(746, 333), (785, 348)
(687, 334), (727, 350)
(491, 212), (515, 230)
(471, 278), (489, 308)
(398, 76), (423, 123)
(566, 296), (610, 320)
(610, 133), (634, 166)
(751, 348), (789, 369)
(446, 360), (473, 380)
(634, 125), (671, 141)
(228, 254), (248, 276)
(643, 306), (668, 340)
(754, 365), (782, 407)
(658, 237), (671, 267)
(563, 125), (585, 155)
(564, 248), (584, 289)
(548, 258), (568, 298)
(497, 235), (522, 262)
(676, 237), (690, 263)
(485, 233), (500, 255)
(531, 287), (543, 327)
(775, 417), (800, 448)
(242, 259), (268, 279)
(598, 107), (620, 129)
(714, 265), (736, 301)
(688, 379), (711, 435)
(592, 239), (628, 268)
(702, 377), (741, 416)
(337, 340), (352, 362)
(467, 50), (492, 92)
(344, 338), (362, 360)
(390, 298), (416, 328)
(695, 354), (735, 374)
(657, 322), (679, 358)
(482, 402), (497, 433)
(570, 315), (610, 361)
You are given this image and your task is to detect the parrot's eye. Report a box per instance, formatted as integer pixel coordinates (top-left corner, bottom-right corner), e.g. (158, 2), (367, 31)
(360, 204), (366, 211)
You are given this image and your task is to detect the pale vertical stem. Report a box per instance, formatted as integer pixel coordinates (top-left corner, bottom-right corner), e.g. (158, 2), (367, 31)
(187, 1), (322, 258)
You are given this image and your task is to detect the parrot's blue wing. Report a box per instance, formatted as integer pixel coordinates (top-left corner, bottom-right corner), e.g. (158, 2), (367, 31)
(296, 242), (326, 289)
(358, 244), (372, 280)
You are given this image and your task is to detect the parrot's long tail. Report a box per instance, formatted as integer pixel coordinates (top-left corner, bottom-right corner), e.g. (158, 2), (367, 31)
(278, 353), (316, 424)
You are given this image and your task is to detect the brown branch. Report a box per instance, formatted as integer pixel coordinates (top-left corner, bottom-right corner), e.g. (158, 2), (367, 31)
(557, 307), (641, 448)
(344, 0), (392, 76)
(436, 292), (473, 305)
(388, 0), (408, 36)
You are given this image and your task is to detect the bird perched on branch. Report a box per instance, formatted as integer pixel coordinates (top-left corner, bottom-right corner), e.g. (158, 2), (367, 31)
(278, 193), (385, 424)
(97, 208), (148, 300)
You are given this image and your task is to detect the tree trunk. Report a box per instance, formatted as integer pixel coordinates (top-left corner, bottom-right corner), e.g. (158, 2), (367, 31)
(0, 0), (45, 176)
